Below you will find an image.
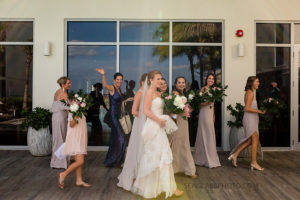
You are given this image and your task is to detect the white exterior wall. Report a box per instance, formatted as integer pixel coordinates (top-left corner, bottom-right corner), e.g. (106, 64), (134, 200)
(1, 0), (300, 150)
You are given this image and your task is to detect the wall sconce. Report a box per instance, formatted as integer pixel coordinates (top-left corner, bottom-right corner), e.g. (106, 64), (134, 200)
(44, 41), (51, 56)
(238, 43), (244, 57)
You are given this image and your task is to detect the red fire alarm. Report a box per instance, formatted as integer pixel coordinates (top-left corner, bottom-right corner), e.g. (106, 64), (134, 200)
(236, 29), (243, 37)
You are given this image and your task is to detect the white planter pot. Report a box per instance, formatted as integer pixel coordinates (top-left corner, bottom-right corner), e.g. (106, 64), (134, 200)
(229, 126), (251, 158)
(27, 126), (52, 156)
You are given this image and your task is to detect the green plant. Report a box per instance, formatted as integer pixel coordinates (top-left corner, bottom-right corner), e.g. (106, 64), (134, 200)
(21, 107), (52, 131)
(226, 103), (244, 128)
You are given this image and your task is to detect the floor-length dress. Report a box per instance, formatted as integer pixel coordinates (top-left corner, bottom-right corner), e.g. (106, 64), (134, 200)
(170, 114), (196, 176)
(194, 104), (221, 168)
(230, 91), (263, 159)
(132, 97), (178, 199)
(63, 114), (87, 155)
(118, 89), (145, 190)
(104, 86), (126, 166)
(50, 100), (69, 169)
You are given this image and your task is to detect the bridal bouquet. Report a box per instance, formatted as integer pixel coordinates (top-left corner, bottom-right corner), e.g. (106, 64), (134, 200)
(162, 93), (191, 120)
(61, 89), (92, 123)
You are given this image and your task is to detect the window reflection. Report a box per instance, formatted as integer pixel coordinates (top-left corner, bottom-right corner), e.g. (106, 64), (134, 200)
(0, 21), (33, 42)
(68, 21), (116, 42)
(0, 45), (33, 145)
(256, 47), (290, 147)
(67, 45), (116, 146)
(120, 22), (169, 42)
(256, 23), (290, 44)
(172, 22), (222, 43)
(172, 46), (222, 146)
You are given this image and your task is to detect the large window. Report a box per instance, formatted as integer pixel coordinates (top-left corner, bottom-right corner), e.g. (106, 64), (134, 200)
(0, 21), (33, 145)
(256, 22), (291, 147)
(66, 20), (223, 147)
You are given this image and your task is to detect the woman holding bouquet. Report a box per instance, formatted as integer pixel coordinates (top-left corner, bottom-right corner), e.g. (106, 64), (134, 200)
(228, 76), (265, 171)
(96, 68), (133, 167)
(194, 74), (221, 168)
(170, 76), (197, 178)
(132, 70), (183, 198)
(58, 108), (91, 188)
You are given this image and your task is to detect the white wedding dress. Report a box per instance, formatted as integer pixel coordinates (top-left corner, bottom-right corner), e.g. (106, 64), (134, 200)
(131, 97), (178, 199)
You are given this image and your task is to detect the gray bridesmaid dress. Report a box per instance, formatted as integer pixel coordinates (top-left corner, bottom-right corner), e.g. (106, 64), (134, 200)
(230, 91), (263, 159)
(170, 114), (196, 176)
(194, 104), (221, 168)
(50, 99), (69, 169)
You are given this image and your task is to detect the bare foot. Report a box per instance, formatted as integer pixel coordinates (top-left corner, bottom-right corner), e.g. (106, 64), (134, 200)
(76, 181), (92, 188)
(174, 189), (184, 197)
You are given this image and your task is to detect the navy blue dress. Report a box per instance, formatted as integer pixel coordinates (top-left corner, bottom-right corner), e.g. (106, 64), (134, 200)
(104, 86), (126, 166)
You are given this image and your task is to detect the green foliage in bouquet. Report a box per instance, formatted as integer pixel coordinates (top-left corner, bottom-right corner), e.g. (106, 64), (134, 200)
(187, 90), (202, 111)
(260, 98), (287, 117)
(21, 107), (52, 131)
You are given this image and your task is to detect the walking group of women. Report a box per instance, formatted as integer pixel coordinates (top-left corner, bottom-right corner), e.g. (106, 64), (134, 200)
(50, 68), (265, 199)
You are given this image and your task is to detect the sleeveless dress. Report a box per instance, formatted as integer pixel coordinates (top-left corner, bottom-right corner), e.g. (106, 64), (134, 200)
(118, 89), (145, 190)
(194, 104), (221, 168)
(170, 113), (196, 176)
(230, 91), (263, 159)
(62, 113), (87, 155)
(131, 97), (178, 199)
(50, 98), (69, 169)
(104, 86), (126, 166)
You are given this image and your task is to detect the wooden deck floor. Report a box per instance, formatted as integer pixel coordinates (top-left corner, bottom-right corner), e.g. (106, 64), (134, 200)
(0, 151), (299, 200)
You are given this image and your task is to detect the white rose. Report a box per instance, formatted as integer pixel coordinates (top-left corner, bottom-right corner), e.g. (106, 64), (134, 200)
(70, 103), (79, 112)
(74, 94), (79, 98)
(77, 97), (83, 102)
(188, 94), (194, 100)
(173, 96), (183, 107)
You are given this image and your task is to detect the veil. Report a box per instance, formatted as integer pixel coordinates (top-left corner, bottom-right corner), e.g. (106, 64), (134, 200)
(138, 76), (148, 127)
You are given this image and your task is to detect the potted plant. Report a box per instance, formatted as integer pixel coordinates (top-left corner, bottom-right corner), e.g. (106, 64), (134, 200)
(227, 103), (250, 157)
(21, 107), (52, 156)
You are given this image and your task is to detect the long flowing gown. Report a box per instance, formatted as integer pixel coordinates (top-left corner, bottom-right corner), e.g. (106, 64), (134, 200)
(50, 100), (69, 169)
(170, 114), (196, 176)
(104, 86), (126, 166)
(132, 97), (178, 199)
(194, 104), (221, 168)
(118, 89), (145, 191)
(230, 91), (263, 159)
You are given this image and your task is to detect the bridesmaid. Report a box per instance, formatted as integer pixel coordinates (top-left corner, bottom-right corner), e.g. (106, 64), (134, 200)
(159, 77), (169, 93)
(58, 113), (91, 188)
(228, 76), (265, 171)
(194, 74), (221, 168)
(170, 76), (197, 178)
(50, 77), (70, 169)
(96, 68), (133, 167)
(118, 73), (148, 191)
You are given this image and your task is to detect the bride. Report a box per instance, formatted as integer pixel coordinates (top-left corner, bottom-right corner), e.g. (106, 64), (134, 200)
(131, 70), (183, 199)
